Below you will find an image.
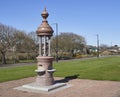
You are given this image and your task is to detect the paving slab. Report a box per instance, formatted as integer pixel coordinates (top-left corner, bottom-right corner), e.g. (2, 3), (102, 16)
(15, 82), (69, 92)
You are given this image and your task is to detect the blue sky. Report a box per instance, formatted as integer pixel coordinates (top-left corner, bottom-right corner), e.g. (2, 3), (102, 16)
(0, 0), (120, 46)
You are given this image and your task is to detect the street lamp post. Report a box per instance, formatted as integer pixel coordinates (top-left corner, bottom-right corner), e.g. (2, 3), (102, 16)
(13, 46), (16, 64)
(96, 34), (99, 58)
(52, 23), (58, 62)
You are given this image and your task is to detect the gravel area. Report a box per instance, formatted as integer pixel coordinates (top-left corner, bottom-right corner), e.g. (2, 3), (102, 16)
(0, 77), (120, 97)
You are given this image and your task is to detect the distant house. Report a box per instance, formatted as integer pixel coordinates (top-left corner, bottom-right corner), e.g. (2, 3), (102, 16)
(88, 45), (97, 53)
(101, 45), (120, 55)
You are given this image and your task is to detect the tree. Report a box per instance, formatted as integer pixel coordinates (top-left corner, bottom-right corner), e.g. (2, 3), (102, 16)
(0, 23), (17, 64)
(14, 31), (37, 60)
(28, 31), (39, 60)
(0, 23), (37, 64)
(51, 32), (86, 58)
(28, 31), (38, 45)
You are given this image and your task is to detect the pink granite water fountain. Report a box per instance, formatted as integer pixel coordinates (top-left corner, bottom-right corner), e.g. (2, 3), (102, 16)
(35, 8), (56, 86)
(17, 8), (67, 92)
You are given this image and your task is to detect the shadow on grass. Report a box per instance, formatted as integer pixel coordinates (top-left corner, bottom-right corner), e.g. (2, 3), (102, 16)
(55, 74), (79, 83)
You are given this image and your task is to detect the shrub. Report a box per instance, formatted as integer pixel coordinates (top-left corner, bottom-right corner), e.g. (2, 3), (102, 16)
(58, 52), (72, 60)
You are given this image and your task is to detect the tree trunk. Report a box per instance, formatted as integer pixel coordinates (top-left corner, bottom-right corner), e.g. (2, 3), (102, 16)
(1, 52), (6, 64)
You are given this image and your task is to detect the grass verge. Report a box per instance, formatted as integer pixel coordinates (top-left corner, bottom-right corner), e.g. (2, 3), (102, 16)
(0, 56), (120, 82)
(54, 56), (120, 81)
(0, 65), (36, 82)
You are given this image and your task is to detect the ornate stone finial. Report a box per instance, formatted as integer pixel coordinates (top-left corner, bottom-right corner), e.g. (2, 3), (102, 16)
(36, 8), (54, 36)
(41, 8), (49, 19)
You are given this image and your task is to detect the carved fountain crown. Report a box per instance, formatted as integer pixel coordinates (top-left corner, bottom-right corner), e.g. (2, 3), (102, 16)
(36, 8), (54, 36)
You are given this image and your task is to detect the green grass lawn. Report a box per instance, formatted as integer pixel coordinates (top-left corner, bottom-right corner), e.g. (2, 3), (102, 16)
(0, 56), (120, 82)
(54, 56), (120, 81)
(0, 65), (36, 82)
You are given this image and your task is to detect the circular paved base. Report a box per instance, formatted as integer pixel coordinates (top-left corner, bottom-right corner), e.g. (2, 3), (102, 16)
(0, 77), (120, 97)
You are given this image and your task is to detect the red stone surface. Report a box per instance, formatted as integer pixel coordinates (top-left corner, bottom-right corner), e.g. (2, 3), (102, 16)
(0, 77), (120, 97)
(36, 56), (55, 86)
